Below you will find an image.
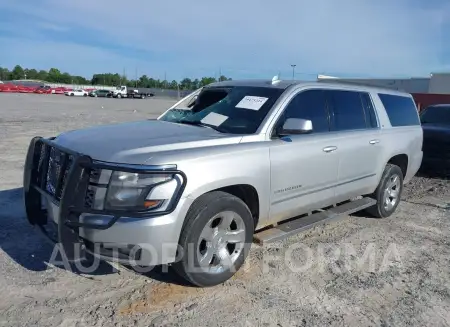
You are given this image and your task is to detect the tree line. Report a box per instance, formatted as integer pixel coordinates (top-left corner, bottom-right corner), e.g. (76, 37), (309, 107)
(0, 65), (232, 90)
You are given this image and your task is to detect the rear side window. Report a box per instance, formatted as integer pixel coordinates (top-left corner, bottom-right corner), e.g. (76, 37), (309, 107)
(327, 90), (367, 131)
(378, 93), (420, 126)
(281, 89), (330, 133)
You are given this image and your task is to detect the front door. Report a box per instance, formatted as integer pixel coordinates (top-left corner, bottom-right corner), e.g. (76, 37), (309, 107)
(269, 89), (339, 224)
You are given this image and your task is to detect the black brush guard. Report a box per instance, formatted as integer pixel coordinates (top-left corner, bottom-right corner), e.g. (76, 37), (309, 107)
(23, 136), (187, 261)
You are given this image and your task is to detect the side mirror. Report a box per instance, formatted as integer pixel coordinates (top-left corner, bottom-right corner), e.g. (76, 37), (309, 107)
(279, 118), (313, 136)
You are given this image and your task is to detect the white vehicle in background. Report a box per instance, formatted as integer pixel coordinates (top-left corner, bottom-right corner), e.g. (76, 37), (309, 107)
(112, 85), (155, 99)
(64, 89), (88, 97)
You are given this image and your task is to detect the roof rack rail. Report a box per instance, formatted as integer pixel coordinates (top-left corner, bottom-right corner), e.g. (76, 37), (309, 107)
(316, 78), (404, 92)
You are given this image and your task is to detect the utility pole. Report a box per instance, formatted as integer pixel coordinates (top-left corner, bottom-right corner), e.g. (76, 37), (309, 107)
(291, 64), (296, 80)
(135, 67), (138, 87)
(164, 71), (167, 89)
(219, 67), (222, 81)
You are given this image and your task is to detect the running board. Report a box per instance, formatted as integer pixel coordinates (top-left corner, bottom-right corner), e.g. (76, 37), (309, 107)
(253, 197), (377, 245)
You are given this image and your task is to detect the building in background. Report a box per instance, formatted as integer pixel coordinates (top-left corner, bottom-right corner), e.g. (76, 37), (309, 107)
(317, 74), (430, 93)
(317, 73), (450, 111)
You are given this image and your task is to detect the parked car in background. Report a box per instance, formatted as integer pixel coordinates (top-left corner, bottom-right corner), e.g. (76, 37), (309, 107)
(420, 104), (450, 167)
(33, 85), (52, 94)
(89, 89), (112, 98)
(65, 89), (88, 97)
(52, 87), (68, 95)
(24, 78), (423, 287)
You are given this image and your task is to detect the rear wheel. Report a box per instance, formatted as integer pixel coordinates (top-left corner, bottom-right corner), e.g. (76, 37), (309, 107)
(117, 94), (122, 99)
(366, 164), (403, 218)
(173, 191), (254, 287)
(70, 93), (74, 96)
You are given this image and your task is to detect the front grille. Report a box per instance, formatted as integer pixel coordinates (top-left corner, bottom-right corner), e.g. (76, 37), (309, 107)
(38, 143), (74, 200)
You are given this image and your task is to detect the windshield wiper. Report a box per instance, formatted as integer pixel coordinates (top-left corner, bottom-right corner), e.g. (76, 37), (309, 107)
(178, 120), (223, 132)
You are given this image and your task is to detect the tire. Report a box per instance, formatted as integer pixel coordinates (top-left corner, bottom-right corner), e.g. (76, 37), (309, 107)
(141, 95), (145, 99)
(366, 163), (404, 218)
(173, 191), (254, 287)
(83, 93), (87, 97)
(117, 94), (122, 98)
(70, 93), (74, 96)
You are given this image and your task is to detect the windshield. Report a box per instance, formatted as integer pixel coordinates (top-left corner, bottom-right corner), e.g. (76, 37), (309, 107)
(420, 106), (450, 125)
(158, 86), (284, 134)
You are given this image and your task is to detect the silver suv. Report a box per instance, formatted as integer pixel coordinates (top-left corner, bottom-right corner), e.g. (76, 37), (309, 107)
(24, 78), (423, 286)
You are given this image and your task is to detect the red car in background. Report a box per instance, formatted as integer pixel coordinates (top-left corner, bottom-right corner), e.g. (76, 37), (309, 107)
(33, 85), (52, 94)
(0, 83), (18, 92)
(0, 82), (86, 95)
(52, 87), (68, 94)
(18, 85), (36, 93)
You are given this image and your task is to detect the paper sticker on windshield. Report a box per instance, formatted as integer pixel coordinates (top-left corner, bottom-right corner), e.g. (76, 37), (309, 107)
(201, 112), (228, 126)
(235, 96), (269, 110)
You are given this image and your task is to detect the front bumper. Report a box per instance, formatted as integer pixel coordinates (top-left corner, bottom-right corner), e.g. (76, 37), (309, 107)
(24, 136), (189, 266)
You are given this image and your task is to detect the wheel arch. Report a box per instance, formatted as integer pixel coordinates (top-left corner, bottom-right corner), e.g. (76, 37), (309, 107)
(386, 153), (408, 179)
(185, 180), (262, 228)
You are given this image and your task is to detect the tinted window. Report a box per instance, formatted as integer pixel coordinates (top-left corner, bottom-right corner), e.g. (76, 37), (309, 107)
(281, 89), (330, 133)
(378, 93), (420, 126)
(420, 106), (450, 125)
(328, 90), (367, 131)
(159, 86), (284, 134)
(360, 93), (378, 128)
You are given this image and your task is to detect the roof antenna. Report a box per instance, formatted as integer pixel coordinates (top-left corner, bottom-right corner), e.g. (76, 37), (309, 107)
(271, 74), (280, 85)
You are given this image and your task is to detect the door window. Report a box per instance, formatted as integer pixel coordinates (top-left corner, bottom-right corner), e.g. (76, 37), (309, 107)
(279, 89), (330, 133)
(327, 90), (367, 131)
(360, 92), (379, 128)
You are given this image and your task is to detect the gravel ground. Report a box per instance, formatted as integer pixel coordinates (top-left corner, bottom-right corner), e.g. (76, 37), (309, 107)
(0, 93), (449, 327)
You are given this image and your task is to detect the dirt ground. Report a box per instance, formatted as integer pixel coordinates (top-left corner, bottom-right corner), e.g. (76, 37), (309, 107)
(0, 93), (449, 327)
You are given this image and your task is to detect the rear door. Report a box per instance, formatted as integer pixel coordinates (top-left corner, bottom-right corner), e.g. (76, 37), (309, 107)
(326, 90), (383, 200)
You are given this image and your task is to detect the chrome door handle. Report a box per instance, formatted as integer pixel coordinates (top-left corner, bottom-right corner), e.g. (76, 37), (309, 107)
(369, 139), (380, 145)
(323, 146), (337, 153)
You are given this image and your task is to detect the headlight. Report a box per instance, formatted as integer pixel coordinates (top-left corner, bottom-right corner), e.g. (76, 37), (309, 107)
(105, 171), (173, 211)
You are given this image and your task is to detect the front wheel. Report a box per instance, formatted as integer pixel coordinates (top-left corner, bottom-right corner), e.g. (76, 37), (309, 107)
(366, 163), (404, 218)
(173, 191), (254, 287)
(117, 94), (122, 98)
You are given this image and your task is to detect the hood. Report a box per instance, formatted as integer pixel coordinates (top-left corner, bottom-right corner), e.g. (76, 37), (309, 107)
(54, 120), (242, 164)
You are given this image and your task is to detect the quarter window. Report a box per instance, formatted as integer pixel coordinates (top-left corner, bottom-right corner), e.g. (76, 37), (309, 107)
(378, 93), (420, 126)
(280, 89), (330, 133)
(327, 90), (367, 131)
